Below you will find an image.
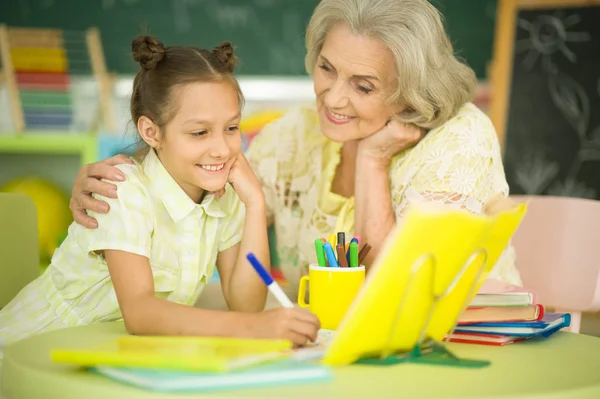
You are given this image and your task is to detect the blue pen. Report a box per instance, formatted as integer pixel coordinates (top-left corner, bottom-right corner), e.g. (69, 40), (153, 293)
(323, 242), (339, 268)
(346, 237), (359, 264)
(246, 253), (294, 308)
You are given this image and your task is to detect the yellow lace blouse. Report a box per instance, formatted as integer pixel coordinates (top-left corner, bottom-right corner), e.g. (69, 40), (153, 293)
(246, 102), (520, 290)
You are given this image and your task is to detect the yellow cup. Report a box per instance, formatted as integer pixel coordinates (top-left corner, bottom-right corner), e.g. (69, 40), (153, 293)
(297, 265), (365, 330)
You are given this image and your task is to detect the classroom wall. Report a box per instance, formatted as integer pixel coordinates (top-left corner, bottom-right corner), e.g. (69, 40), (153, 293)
(0, 0), (498, 78)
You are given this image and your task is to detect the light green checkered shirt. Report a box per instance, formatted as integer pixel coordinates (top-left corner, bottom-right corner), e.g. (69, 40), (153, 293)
(1, 149), (244, 334)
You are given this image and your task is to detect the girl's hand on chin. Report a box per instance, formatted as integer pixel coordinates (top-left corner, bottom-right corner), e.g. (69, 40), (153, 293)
(227, 153), (265, 208)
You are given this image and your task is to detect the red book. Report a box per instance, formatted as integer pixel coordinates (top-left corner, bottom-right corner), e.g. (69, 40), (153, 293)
(458, 304), (544, 324)
(446, 332), (528, 346)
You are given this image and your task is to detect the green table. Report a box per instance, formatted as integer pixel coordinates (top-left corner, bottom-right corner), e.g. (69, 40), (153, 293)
(2, 322), (600, 399)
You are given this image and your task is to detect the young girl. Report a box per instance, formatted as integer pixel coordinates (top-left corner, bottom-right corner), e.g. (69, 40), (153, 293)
(0, 36), (320, 361)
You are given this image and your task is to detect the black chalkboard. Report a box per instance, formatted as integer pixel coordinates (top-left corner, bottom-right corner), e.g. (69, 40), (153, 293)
(0, 0), (497, 77)
(503, 5), (600, 200)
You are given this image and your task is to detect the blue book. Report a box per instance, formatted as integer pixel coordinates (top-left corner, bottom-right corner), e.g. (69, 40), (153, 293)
(92, 359), (332, 392)
(454, 313), (571, 337)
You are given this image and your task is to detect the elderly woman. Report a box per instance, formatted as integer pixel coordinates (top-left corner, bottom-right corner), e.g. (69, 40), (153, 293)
(69, 0), (519, 297)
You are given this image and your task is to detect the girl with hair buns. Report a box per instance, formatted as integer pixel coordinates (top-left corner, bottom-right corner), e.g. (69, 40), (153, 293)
(0, 36), (320, 362)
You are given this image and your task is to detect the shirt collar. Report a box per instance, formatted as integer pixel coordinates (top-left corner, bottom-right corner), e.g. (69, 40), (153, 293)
(142, 149), (226, 223)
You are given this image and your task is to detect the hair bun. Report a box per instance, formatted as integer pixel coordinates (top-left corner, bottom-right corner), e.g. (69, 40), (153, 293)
(212, 41), (237, 72)
(132, 35), (166, 70)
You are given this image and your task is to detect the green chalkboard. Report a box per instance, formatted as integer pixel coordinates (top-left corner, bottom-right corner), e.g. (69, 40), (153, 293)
(0, 0), (496, 77)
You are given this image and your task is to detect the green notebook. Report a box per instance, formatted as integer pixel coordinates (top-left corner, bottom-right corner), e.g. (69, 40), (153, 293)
(92, 359), (332, 392)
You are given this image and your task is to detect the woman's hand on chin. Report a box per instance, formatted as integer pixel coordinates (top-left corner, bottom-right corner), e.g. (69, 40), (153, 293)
(357, 120), (425, 168)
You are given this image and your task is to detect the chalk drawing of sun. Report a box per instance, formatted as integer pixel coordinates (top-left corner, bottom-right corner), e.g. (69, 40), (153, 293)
(515, 12), (591, 71)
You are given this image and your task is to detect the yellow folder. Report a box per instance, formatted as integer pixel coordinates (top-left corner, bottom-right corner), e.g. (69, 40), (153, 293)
(51, 335), (292, 372)
(322, 202), (528, 366)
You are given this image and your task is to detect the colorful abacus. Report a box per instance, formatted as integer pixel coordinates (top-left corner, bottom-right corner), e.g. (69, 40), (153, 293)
(0, 26), (115, 133)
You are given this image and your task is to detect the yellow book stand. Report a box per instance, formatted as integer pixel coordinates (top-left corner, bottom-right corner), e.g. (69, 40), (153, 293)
(321, 202), (528, 368)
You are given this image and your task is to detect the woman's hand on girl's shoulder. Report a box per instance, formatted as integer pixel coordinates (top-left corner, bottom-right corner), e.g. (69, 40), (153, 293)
(70, 154), (134, 228)
(357, 120), (425, 167)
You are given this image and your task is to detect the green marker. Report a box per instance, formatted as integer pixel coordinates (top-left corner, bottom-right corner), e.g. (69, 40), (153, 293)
(349, 241), (359, 267)
(314, 238), (327, 267)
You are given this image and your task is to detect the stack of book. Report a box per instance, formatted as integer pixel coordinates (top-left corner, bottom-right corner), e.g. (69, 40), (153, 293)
(51, 335), (332, 393)
(447, 285), (571, 346)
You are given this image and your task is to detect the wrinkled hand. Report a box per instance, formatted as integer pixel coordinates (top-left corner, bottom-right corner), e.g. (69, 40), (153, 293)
(482, 193), (518, 216)
(70, 154), (133, 228)
(227, 153), (264, 207)
(357, 120), (425, 167)
(245, 308), (321, 347)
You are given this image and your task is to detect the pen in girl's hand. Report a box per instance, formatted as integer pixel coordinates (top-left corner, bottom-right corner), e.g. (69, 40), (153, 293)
(246, 253), (294, 308)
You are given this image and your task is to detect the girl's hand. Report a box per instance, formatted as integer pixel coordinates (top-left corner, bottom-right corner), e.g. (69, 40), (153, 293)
(357, 120), (425, 168)
(244, 308), (321, 347)
(70, 154), (134, 228)
(227, 153), (264, 208)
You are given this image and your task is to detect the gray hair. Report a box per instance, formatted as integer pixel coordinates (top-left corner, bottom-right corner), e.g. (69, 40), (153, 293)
(305, 0), (477, 129)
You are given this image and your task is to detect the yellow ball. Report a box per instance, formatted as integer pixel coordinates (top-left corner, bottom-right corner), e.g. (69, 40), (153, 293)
(2, 177), (72, 261)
